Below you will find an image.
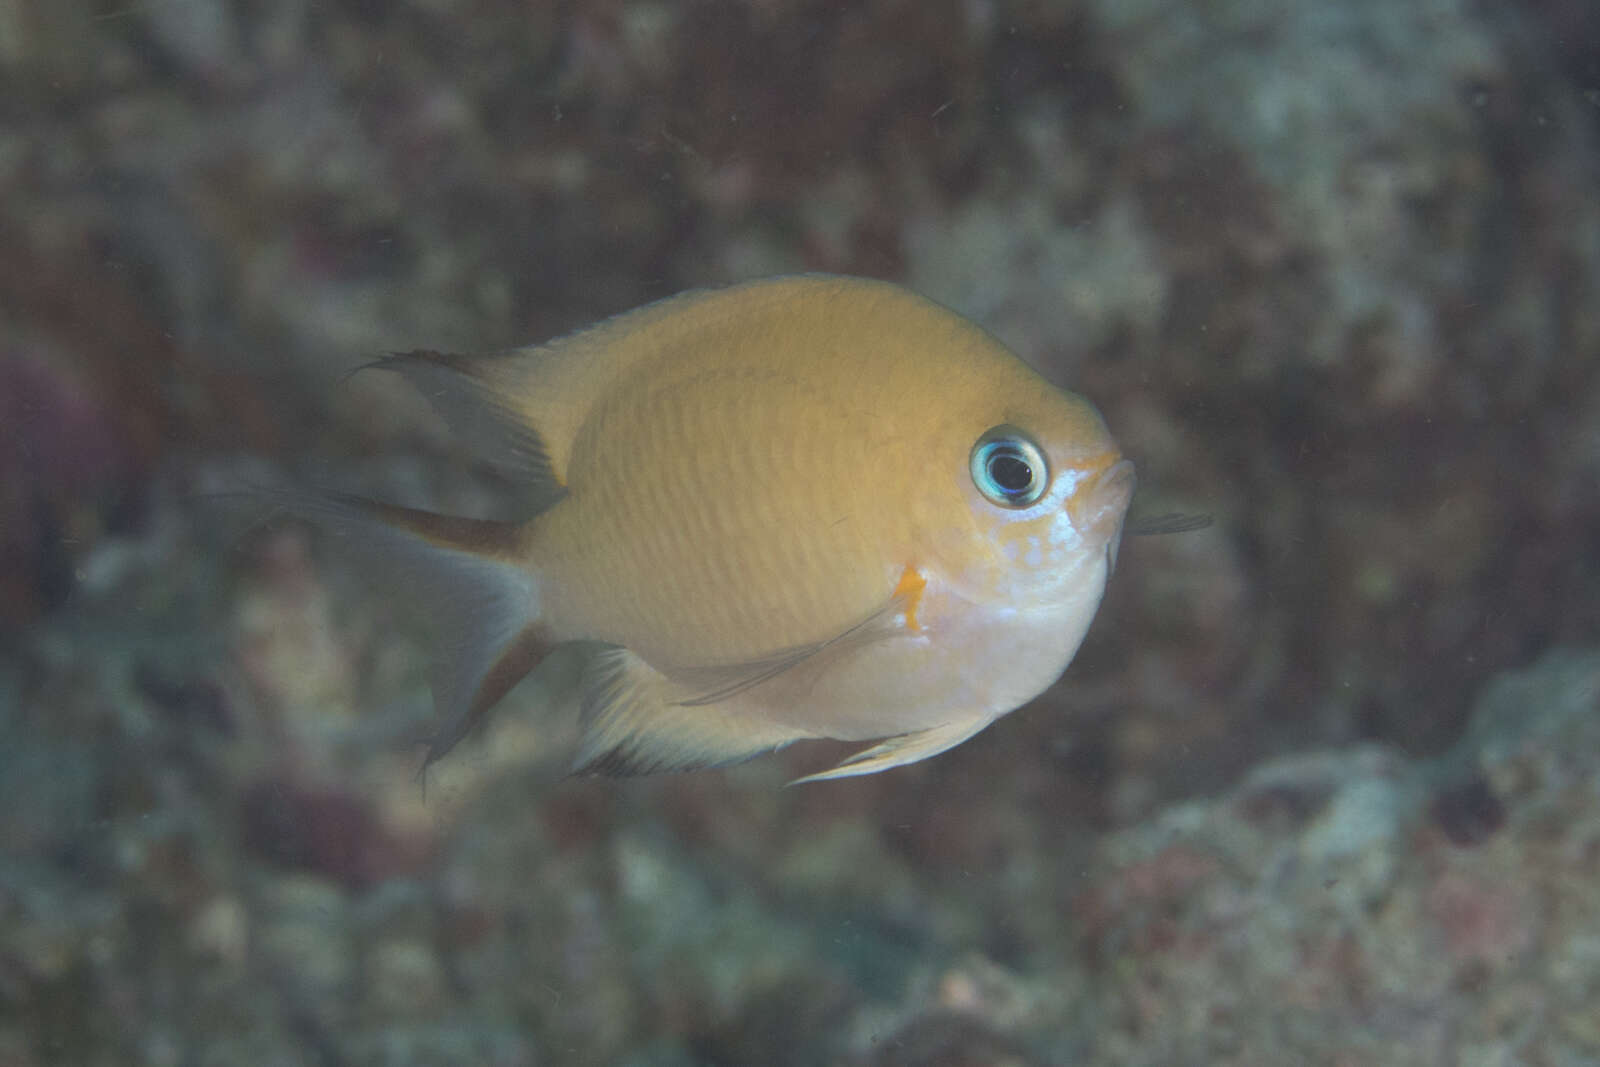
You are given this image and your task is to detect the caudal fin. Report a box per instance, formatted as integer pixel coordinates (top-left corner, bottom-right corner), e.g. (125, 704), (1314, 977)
(254, 488), (550, 768)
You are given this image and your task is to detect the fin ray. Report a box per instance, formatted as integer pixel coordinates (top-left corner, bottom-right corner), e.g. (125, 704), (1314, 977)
(670, 570), (925, 707)
(788, 717), (993, 785)
(255, 488), (547, 766)
(1127, 512), (1212, 536)
(355, 350), (564, 511)
(574, 648), (803, 776)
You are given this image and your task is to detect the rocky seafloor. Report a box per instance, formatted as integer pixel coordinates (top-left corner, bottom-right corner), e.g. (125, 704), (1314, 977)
(3, 0), (1598, 1063)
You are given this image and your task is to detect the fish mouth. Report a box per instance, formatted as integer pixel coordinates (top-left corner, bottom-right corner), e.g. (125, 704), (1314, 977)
(1065, 454), (1137, 549)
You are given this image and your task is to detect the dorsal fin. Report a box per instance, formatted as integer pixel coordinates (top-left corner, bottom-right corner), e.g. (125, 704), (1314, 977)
(353, 350), (564, 512)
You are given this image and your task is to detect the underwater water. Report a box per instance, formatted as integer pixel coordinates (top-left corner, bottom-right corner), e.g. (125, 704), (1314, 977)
(3, 1), (1599, 1064)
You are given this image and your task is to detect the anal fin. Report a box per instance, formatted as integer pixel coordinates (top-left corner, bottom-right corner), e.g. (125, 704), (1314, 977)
(574, 648), (804, 776)
(787, 717), (994, 785)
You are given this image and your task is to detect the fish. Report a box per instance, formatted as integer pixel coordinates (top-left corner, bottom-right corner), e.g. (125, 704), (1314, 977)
(291, 274), (1136, 783)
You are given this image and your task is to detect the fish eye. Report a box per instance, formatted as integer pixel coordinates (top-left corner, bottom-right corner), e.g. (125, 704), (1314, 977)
(970, 427), (1048, 508)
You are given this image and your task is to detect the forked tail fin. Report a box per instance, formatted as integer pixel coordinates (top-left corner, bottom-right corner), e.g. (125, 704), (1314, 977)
(253, 488), (551, 769)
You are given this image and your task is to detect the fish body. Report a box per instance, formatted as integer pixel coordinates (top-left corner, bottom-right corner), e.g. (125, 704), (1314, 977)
(313, 275), (1134, 782)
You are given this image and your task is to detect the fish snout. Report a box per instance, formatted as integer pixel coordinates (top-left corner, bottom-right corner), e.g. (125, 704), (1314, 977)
(1065, 456), (1136, 548)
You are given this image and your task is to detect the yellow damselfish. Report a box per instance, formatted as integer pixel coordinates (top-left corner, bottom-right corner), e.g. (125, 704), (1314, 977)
(303, 275), (1135, 783)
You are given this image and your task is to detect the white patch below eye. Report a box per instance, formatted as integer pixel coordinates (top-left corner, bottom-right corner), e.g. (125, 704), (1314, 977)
(1054, 467), (1090, 499)
(1047, 508), (1078, 551)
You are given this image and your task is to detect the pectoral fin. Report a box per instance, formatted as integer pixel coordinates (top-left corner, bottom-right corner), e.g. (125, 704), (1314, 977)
(787, 717), (994, 785)
(1127, 512), (1212, 535)
(573, 569), (934, 778)
(672, 565), (928, 707)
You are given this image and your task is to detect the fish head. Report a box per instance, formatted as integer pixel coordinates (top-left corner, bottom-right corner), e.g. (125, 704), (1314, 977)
(931, 387), (1134, 612)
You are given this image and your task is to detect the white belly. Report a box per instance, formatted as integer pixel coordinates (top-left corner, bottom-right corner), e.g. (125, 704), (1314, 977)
(741, 560), (1111, 742)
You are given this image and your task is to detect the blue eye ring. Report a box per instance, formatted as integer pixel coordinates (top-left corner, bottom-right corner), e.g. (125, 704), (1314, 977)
(970, 426), (1048, 508)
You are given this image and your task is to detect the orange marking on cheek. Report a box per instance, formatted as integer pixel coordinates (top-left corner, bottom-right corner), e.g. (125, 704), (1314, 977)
(893, 565), (927, 632)
(1074, 451), (1122, 480)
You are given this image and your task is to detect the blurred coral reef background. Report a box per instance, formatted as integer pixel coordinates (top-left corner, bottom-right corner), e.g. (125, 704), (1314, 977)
(1, 1), (1597, 1064)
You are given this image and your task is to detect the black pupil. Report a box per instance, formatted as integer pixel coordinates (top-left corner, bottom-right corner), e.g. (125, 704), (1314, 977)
(989, 450), (1034, 494)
